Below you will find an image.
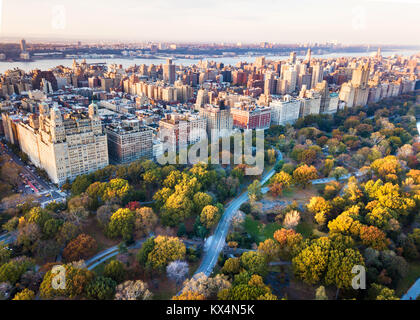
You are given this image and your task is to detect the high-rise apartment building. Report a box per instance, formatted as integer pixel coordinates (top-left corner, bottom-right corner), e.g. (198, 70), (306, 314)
(231, 105), (271, 130)
(105, 119), (153, 164)
(270, 95), (301, 125)
(163, 59), (176, 84)
(16, 103), (108, 185)
(199, 104), (233, 138)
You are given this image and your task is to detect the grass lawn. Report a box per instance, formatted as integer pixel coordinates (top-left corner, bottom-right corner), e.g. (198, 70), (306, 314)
(396, 261), (420, 296)
(243, 215), (282, 243)
(296, 221), (314, 238)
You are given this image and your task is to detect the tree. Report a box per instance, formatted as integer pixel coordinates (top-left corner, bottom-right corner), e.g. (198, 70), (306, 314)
(315, 286), (328, 300)
(292, 236), (364, 289)
(104, 260), (126, 283)
(248, 180), (262, 203)
(327, 210), (362, 237)
(86, 276), (117, 300)
(153, 187), (173, 209)
(63, 234), (97, 262)
(307, 197), (332, 226)
(368, 283), (399, 300)
(370, 156), (402, 182)
(56, 221), (80, 246)
(12, 288), (35, 300)
(0, 243), (11, 266)
(257, 239), (280, 262)
(39, 264), (94, 299)
(115, 280), (152, 300)
(102, 179), (133, 203)
(17, 223), (41, 254)
(240, 251), (268, 276)
(359, 226), (389, 250)
(166, 260), (189, 286)
(147, 236), (186, 270)
(0, 257), (34, 284)
(283, 210), (301, 229)
(329, 167), (349, 180)
(193, 192), (213, 214)
(107, 208), (136, 240)
(221, 258), (241, 276)
(42, 218), (62, 239)
(269, 171), (292, 197)
(173, 291), (205, 300)
(274, 228), (304, 259)
(180, 273), (231, 299)
(161, 191), (194, 226)
(200, 205), (220, 229)
(96, 204), (118, 228)
(71, 175), (92, 196)
(293, 165), (318, 188)
(135, 207), (158, 234)
(163, 170), (183, 189)
(136, 237), (156, 267)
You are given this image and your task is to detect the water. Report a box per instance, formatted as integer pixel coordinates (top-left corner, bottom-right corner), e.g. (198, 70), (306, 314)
(0, 49), (418, 74)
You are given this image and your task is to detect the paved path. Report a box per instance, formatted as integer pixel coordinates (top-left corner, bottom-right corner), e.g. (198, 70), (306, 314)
(401, 119), (420, 300)
(193, 150), (283, 277)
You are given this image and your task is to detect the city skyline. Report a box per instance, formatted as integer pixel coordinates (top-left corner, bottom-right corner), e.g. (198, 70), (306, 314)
(0, 0), (419, 45)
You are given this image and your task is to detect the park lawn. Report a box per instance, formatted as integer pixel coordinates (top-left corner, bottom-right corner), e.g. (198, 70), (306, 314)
(396, 261), (420, 296)
(243, 215), (282, 243)
(296, 221), (314, 238)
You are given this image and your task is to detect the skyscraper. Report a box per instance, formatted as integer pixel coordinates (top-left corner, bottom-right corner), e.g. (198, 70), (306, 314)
(20, 39), (27, 52)
(163, 59), (176, 84)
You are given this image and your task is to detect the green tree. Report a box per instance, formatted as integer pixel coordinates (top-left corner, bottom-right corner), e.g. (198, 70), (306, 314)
(104, 260), (126, 283)
(248, 180), (262, 203)
(86, 276), (117, 300)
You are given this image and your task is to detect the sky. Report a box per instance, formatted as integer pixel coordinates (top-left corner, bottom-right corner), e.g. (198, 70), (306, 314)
(0, 0), (419, 45)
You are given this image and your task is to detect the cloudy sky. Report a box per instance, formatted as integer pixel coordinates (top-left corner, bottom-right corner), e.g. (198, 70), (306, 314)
(1, 0), (419, 44)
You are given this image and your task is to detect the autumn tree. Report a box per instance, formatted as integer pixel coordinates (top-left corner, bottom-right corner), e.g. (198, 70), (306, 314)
(273, 228), (304, 260)
(107, 208), (136, 240)
(248, 180), (263, 203)
(293, 165), (318, 188)
(63, 234), (97, 262)
(359, 226), (389, 250)
(200, 205), (221, 229)
(269, 171), (292, 197)
(257, 239), (280, 262)
(147, 236), (186, 271)
(12, 288), (35, 300)
(40, 263), (94, 299)
(240, 251), (268, 276)
(104, 260), (126, 284)
(307, 197), (332, 226)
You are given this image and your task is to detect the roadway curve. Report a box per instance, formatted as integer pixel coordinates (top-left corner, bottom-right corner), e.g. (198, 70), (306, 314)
(193, 150), (366, 277)
(194, 150), (283, 277)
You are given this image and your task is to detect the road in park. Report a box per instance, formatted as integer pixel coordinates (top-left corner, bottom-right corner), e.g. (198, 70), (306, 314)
(194, 150), (283, 277)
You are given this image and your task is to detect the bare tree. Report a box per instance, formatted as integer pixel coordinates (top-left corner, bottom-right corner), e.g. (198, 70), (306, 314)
(283, 210), (301, 229)
(166, 260), (189, 287)
(115, 280), (152, 300)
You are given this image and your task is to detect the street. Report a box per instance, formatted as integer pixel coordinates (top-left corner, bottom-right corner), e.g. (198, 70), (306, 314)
(0, 139), (66, 208)
(194, 150), (283, 277)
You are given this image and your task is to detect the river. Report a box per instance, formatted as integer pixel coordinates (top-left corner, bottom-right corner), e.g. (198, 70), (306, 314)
(0, 49), (419, 74)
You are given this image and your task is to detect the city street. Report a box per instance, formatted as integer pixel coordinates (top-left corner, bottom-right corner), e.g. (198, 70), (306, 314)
(0, 139), (66, 208)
